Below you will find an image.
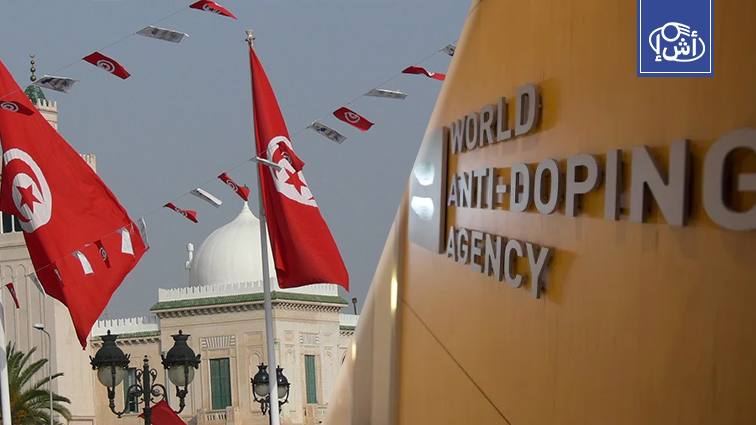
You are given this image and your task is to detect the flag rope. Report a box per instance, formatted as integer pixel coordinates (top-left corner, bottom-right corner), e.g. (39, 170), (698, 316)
(2, 2), (457, 294)
(0, 5), (190, 103)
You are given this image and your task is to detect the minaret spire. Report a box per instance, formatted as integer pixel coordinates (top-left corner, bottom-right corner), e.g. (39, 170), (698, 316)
(29, 55), (36, 82)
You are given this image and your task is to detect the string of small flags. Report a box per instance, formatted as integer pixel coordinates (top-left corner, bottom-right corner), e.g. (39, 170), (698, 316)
(1, 0), (456, 301)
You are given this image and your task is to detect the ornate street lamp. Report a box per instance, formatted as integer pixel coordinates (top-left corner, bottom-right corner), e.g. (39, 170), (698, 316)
(251, 364), (290, 416)
(91, 330), (201, 425)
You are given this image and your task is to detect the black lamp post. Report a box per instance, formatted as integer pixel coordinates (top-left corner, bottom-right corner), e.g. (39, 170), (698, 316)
(251, 363), (290, 418)
(90, 330), (201, 425)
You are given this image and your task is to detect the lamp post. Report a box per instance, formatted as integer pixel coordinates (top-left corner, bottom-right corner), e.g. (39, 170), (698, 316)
(32, 324), (52, 425)
(251, 363), (290, 421)
(90, 330), (201, 425)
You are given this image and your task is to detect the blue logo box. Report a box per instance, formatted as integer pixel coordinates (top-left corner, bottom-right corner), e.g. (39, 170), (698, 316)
(638, 0), (713, 77)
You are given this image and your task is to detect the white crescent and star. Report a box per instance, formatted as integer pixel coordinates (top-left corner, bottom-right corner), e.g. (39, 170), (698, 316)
(96, 59), (116, 73)
(266, 136), (317, 207)
(344, 111), (361, 124)
(2, 148), (52, 233)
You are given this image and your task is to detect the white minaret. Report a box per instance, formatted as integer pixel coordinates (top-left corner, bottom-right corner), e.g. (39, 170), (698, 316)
(185, 243), (194, 284)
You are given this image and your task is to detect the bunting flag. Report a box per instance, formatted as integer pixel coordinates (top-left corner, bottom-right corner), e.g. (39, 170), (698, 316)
(137, 217), (150, 249)
(139, 400), (187, 425)
(35, 75), (79, 94)
(249, 41), (349, 291)
(189, 0), (237, 19)
(402, 65), (445, 81)
(218, 173), (251, 201)
(119, 227), (134, 256)
(29, 274), (47, 298)
(95, 239), (111, 268)
(83, 52), (131, 80)
(4, 283), (19, 309)
(274, 141), (305, 172)
(442, 44), (456, 56)
(0, 58), (148, 348)
(136, 26), (188, 43)
(164, 203), (198, 223)
(0, 101), (34, 116)
(307, 121), (347, 144)
(333, 107), (374, 131)
(73, 251), (94, 275)
(365, 88), (407, 100)
(190, 188), (222, 208)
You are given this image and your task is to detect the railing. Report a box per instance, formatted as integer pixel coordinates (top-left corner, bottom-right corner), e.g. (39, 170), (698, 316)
(91, 315), (159, 337)
(340, 313), (359, 328)
(203, 411), (226, 422)
(158, 278), (340, 302)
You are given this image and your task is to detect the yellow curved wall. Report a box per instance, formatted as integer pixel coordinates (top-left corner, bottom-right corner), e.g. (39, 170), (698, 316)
(397, 0), (756, 424)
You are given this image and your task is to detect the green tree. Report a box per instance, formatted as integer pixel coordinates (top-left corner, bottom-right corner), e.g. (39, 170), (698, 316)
(0, 343), (72, 425)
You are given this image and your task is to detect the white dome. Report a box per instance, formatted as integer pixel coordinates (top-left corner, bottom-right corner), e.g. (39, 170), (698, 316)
(188, 202), (277, 287)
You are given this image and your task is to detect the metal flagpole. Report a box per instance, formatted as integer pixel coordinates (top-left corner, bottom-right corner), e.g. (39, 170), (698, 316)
(247, 29), (281, 425)
(0, 188), (11, 425)
(0, 268), (11, 425)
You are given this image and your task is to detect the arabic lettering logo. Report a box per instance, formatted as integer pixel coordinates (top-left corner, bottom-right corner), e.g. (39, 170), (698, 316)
(649, 22), (705, 63)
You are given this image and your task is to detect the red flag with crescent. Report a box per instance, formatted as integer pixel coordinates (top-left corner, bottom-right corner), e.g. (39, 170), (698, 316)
(164, 203), (198, 223)
(248, 41), (349, 291)
(189, 0), (237, 19)
(273, 142), (305, 173)
(0, 101), (34, 116)
(0, 58), (147, 348)
(83, 52), (131, 80)
(139, 400), (187, 425)
(402, 65), (445, 81)
(218, 173), (251, 201)
(333, 107), (374, 132)
(5, 283), (19, 309)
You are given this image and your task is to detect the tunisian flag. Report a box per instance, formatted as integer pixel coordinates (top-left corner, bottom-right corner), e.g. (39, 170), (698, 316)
(402, 65), (445, 81)
(189, 0), (237, 19)
(333, 107), (374, 132)
(139, 400), (186, 425)
(0, 58), (147, 348)
(82, 52), (131, 80)
(248, 42), (349, 291)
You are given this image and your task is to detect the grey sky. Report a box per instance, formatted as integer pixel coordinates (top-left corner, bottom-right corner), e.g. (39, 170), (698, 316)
(0, 0), (468, 319)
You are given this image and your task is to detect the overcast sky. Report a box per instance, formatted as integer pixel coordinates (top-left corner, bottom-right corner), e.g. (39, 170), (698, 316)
(0, 0), (468, 319)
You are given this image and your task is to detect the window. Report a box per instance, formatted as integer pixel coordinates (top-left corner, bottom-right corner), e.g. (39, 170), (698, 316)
(210, 358), (232, 410)
(304, 355), (318, 404)
(123, 368), (139, 413)
(1, 213), (20, 234)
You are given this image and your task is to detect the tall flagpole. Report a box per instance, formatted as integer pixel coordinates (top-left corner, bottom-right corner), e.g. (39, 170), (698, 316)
(247, 29), (281, 425)
(0, 262), (11, 425)
(0, 184), (11, 425)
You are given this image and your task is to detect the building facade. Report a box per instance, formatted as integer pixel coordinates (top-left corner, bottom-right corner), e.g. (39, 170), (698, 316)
(90, 202), (358, 425)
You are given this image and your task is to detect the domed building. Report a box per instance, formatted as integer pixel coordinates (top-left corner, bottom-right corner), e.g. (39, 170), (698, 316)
(90, 203), (359, 425)
(187, 202), (276, 288)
